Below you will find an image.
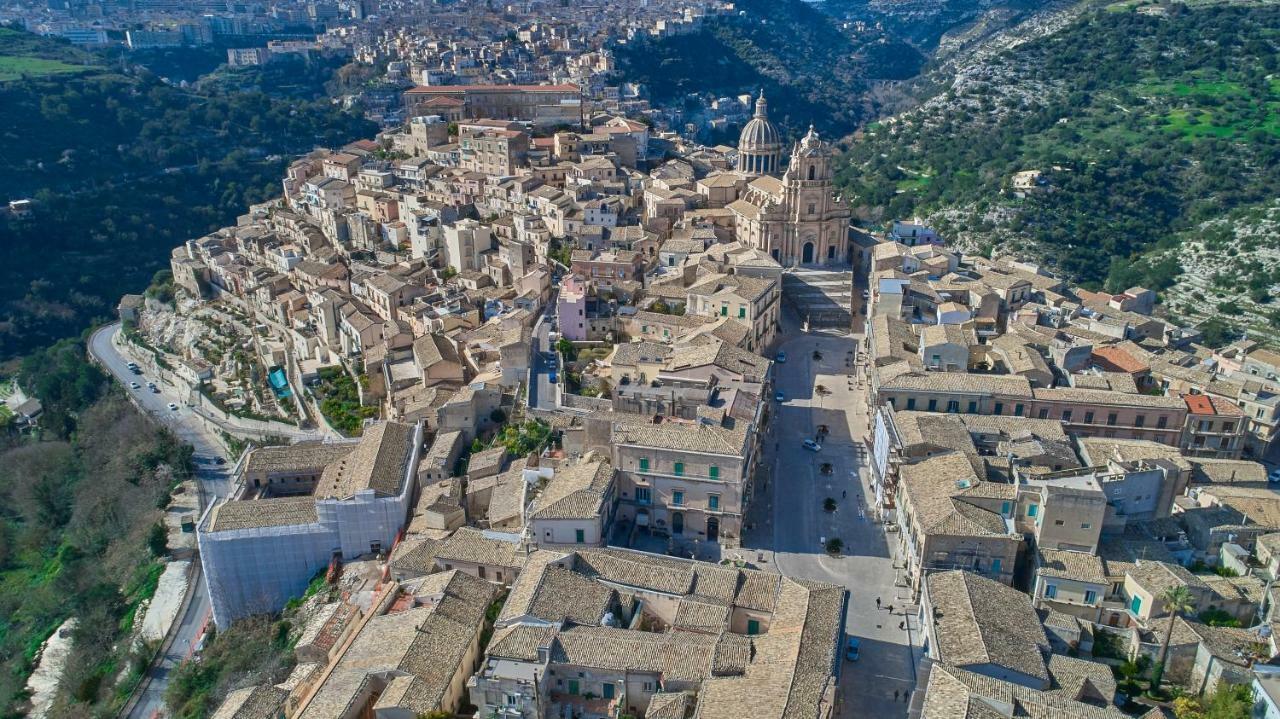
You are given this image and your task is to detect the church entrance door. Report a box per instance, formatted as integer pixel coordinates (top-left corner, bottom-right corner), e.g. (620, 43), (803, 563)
(802, 242), (815, 264)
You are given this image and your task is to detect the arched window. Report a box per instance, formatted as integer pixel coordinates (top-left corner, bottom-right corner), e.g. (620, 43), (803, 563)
(808, 165), (816, 181)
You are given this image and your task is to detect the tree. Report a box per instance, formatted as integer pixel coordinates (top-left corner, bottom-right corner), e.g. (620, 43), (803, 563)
(1152, 585), (1195, 691)
(148, 521), (169, 557)
(556, 337), (575, 360)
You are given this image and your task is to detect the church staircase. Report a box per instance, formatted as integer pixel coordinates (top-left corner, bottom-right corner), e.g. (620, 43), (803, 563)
(782, 268), (854, 331)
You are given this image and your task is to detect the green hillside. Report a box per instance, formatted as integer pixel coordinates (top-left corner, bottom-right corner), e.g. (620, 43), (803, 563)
(0, 29), (376, 360)
(836, 2), (1280, 315)
(613, 0), (925, 138)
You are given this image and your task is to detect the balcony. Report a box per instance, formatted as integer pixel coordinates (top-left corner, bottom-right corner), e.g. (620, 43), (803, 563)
(548, 691), (622, 719)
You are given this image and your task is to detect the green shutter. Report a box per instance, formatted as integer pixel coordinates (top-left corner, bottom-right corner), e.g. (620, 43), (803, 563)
(674, 462), (684, 476)
(639, 457), (649, 471)
(709, 465), (719, 479)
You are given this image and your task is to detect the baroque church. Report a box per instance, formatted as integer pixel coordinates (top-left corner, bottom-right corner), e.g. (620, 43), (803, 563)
(725, 92), (852, 267)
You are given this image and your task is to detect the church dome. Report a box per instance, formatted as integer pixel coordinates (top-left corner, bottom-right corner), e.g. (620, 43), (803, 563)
(738, 94), (781, 151)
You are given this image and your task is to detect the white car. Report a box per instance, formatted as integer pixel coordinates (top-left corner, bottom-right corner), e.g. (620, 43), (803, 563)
(129, 381), (141, 390)
(167, 402), (179, 411)
(803, 439), (822, 452)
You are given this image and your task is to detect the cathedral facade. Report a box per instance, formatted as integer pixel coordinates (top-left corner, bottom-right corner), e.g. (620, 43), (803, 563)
(727, 94), (852, 267)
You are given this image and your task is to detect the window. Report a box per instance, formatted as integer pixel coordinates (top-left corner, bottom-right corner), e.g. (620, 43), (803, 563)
(930, 354), (941, 365)
(807, 203), (816, 215)
(1000, 501), (1011, 515)
(1134, 415), (1145, 428)
(992, 558), (1002, 574)
(927, 399), (938, 411)
(1044, 584), (1058, 599)
(674, 462), (684, 476)
(1107, 413), (1118, 426)
(808, 165), (816, 181)
(636, 487), (651, 504)
(1157, 415), (1168, 429)
(1038, 408), (1049, 419)
(673, 490), (684, 506)
(506, 695), (518, 706)
(1054, 519), (1065, 526)
(643, 682), (655, 692)
(720, 306), (727, 316)
(1027, 504), (1038, 517)
(479, 566), (487, 579)
(738, 306), (746, 319)
(1223, 422), (1235, 432)
(994, 402), (1004, 415)
(639, 457), (649, 471)
(1085, 411), (1095, 424)
(747, 619), (761, 635)
(947, 400), (960, 413)
(1081, 522), (1091, 529)
(1084, 590), (1097, 604)
(1014, 403), (1024, 416)
(1062, 410), (1072, 422)
(709, 466), (719, 479)
(575, 529), (585, 544)
(709, 494), (720, 510)
(906, 398), (917, 410)
(1130, 596), (1142, 615)
(968, 401), (978, 413)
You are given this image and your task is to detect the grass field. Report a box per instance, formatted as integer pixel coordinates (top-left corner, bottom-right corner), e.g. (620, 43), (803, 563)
(0, 55), (93, 82)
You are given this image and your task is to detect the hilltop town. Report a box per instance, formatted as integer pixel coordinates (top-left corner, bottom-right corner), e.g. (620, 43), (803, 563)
(4, 0), (1280, 715)
(76, 60), (1280, 719)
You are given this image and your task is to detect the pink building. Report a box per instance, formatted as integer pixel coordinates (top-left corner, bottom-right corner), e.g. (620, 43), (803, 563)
(557, 274), (588, 341)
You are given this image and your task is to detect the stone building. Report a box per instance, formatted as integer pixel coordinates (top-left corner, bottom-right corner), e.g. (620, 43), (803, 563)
(728, 125), (852, 266)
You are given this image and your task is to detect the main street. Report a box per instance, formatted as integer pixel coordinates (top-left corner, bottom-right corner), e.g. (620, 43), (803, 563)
(89, 325), (232, 719)
(742, 303), (921, 718)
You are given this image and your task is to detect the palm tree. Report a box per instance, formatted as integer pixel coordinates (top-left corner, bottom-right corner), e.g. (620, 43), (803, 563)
(1151, 585), (1195, 692)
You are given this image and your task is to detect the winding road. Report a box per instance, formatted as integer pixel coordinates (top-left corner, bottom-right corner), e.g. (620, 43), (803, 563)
(89, 324), (231, 719)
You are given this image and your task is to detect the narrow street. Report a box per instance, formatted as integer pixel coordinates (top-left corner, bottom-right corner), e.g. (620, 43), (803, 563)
(742, 305), (921, 718)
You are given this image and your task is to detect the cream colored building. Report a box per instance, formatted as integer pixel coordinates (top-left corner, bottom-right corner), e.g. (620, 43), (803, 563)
(728, 122), (852, 267)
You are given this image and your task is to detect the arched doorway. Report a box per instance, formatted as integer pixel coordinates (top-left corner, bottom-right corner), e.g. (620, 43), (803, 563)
(672, 511), (684, 535)
(706, 517), (719, 542)
(802, 242), (815, 264)
(827, 245), (836, 261)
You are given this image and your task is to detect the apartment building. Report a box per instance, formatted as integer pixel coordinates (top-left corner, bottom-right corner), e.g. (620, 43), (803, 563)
(590, 412), (756, 548)
(895, 452), (1022, 593)
(1181, 393), (1247, 459)
(1027, 387), (1188, 446)
(684, 272), (780, 353)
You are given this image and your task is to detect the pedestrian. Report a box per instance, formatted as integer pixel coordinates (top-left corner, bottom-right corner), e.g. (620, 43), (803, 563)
(893, 690), (899, 701)
(876, 597), (881, 609)
(899, 621), (905, 631)
(904, 692), (910, 703)
(887, 604), (893, 614)
(842, 490), (847, 498)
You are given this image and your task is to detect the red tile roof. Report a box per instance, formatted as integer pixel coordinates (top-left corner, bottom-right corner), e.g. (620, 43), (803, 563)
(1092, 345), (1149, 374)
(1183, 393), (1245, 416)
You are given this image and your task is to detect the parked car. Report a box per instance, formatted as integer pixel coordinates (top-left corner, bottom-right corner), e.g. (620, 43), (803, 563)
(775, 351), (786, 363)
(129, 381), (141, 390)
(214, 457), (226, 465)
(126, 361), (138, 370)
(1269, 468), (1280, 484)
(845, 636), (860, 661)
(803, 439), (822, 452)
(774, 391), (785, 402)
(167, 402), (179, 411)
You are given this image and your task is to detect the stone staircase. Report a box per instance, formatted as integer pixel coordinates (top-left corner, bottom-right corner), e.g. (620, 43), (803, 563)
(782, 268), (854, 331)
